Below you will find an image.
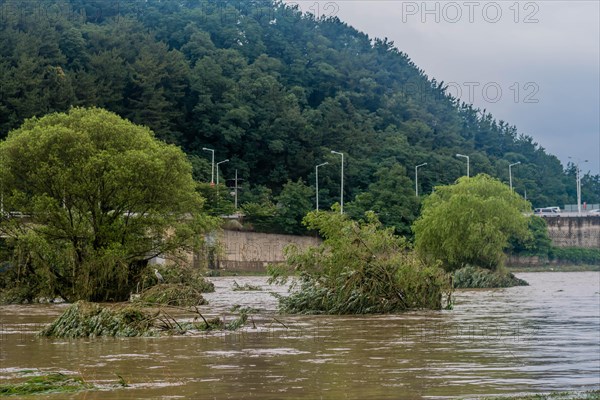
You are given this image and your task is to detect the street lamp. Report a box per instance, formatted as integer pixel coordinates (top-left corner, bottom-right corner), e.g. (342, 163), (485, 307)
(315, 162), (328, 211)
(202, 147), (215, 185)
(331, 150), (344, 214)
(568, 157), (588, 215)
(415, 163), (427, 197)
(456, 153), (470, 177)
(216, 159), (229, 187)
(509, 161), (521, 192)
(234, 169), (239, 209)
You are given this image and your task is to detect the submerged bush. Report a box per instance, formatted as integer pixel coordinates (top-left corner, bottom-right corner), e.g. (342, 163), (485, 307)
(40, 301), (156, 338)
(0, 373), (93, 396)
(39, 301), (249, 338)
(269, 210), (452, 314)
(453, 266), (528, 288)
(136, 284), (207, 306)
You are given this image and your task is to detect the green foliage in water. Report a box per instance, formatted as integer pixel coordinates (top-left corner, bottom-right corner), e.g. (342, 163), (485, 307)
(453, 266), (528, 288)
(269, 210), (452, 314)
(413, 174), (531, 272)
(0, 373), (93, 396)
(40, 300), (249, 338)
(39, 301), (157, 338)
(136, 284), (208, 307)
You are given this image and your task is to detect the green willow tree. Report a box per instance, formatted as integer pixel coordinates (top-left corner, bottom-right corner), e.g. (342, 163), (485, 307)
(0, 108), (213, 302)
(413, 174), (531, 271)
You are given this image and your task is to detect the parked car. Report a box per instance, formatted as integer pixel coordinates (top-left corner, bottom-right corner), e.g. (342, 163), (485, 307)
(588, 209), (600, 214)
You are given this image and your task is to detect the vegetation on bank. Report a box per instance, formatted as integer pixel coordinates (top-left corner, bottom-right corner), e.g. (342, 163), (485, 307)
(0, 372), (93, 397)
(548, 248), (600, 265)
(509, 216), (600, 267)
(507, 265), (600, 273)
(269, 210), (452, 314)
(0, 0), (598, 238)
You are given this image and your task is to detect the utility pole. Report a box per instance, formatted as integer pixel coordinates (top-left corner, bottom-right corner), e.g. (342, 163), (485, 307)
(330, 151), (344, 213)
(569, 157), (588, 215)
(202, 147), (215, 185)
(415, 163), (427, 197)
(509, 161), (521, 192)
(234, 169), (238, 209)
(315, 162), (328, 210)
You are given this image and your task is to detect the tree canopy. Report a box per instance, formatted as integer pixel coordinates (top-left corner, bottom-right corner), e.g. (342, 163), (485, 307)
(0, 107), (211, 302)
(0, 0), (597, 235)
(412, 174), (531, 271)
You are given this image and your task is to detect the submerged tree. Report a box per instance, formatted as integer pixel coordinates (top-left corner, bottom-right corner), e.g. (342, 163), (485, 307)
(0, 107), (213, 302)
(269, 209), (451, 314)
(412, 174), (531, 272)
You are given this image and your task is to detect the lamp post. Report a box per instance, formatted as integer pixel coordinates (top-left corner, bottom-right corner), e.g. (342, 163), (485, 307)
(215, 159), (229, 211)
(234, 169), (238, 209)
(456, 153), (470, 177)
(509, 161), (521, 192)
(415, 163), (427, 197)
(569, 157), (588, 215)
(202, 147), (215, 185)
(315, 162), (329, 211)
(216, 159), (229, 187)
(330, 151), (344, 214)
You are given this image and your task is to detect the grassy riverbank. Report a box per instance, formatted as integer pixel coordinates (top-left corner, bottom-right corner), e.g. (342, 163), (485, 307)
(507, 265), (600, 273)
(204, 263), (600, 277)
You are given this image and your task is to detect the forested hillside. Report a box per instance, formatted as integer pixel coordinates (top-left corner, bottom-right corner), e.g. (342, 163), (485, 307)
(1, 0), (597, 234)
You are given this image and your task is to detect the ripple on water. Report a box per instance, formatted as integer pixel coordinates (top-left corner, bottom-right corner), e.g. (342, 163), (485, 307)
(0, 272), (598, 399)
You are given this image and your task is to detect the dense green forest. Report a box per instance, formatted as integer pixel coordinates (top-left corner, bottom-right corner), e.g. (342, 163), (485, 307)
(1, 0), (598, 234)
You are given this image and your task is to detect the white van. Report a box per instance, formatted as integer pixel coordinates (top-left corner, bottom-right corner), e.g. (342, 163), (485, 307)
(534, 207), (560, 216)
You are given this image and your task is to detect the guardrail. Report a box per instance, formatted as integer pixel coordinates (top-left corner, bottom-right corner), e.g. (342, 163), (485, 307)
(538, 212), (600, 218)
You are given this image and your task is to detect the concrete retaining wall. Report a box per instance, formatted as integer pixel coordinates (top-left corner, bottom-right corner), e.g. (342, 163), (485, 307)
(543, 216), (600, 249)
(216, 230), (321, 271)
(197, 217), (598, 272)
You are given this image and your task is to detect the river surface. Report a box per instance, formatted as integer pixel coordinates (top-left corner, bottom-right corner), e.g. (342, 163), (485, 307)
(0, 272), (599, 399)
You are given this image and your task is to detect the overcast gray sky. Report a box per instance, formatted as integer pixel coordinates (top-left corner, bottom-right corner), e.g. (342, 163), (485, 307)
(287, 1), (600, 175)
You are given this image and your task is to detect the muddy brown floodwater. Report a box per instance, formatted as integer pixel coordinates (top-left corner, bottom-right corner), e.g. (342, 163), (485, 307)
(0, 272), (599, 399)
